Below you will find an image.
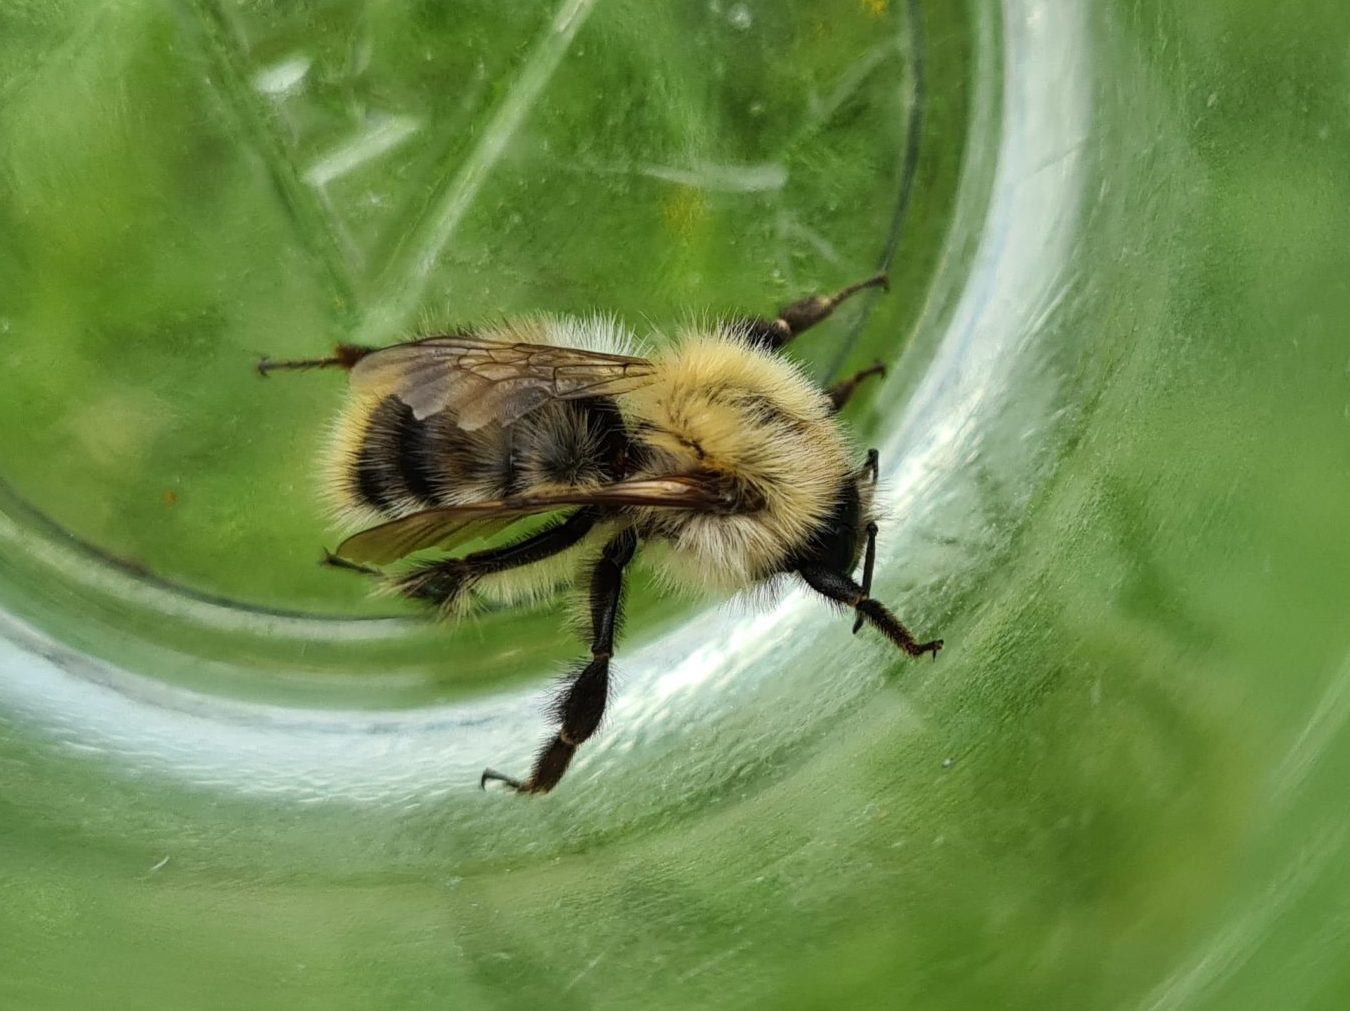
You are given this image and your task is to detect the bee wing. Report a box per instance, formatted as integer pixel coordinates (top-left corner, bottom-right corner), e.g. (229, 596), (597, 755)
(348, 335), (658, 429)
(335, 474), (738, 565)
(340, 514), (520, 567)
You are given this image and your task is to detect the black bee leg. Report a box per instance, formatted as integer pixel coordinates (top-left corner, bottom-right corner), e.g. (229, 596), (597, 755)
(482, 529), (638, 795)
(255, 342), (374, 377)
(478, 768), (526, 790)
(860, 448), (880, 484)
(388, 510), (597, 610)
(828, 361), (887, 411)
(744, 272), (890, 350)
(798, 564), (942, 659)
(851, 522), (879, 634)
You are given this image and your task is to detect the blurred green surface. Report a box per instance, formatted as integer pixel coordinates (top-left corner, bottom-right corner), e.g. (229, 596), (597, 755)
(2, 0), (1349, 1009)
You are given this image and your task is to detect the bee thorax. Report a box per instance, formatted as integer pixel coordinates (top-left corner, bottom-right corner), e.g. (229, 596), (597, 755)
(626, 332), (854, 592)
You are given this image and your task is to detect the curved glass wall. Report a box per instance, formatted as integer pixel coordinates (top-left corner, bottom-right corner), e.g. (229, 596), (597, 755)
(2, 1), (1347, 1007)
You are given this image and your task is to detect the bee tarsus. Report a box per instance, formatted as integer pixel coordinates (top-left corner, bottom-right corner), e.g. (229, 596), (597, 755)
(754, 271), (890, 349)
(798, 563), (938, 659)
(480, 768), (525, 791)
(828, 360), (888, 412)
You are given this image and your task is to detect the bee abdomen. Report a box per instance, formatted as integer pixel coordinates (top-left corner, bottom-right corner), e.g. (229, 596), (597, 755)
(333, 395), (627, 522)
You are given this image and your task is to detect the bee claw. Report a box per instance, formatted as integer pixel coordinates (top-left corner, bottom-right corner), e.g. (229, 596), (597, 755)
(255, 356), (272, 378)
(480, 768), (527, 792)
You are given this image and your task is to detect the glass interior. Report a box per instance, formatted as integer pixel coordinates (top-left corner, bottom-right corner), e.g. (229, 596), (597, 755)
(2, 0), (1348, 1008)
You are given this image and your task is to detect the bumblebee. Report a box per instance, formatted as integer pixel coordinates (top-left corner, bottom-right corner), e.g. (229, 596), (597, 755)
(258, 273), (941, 794)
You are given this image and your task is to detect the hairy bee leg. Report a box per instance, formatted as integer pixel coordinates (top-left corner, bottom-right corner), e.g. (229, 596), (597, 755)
(483, 529), (638, 795)
(797, 564), (942, 659)
(255, 342), (374, 377)
(392, 510), (597, 608)
(745, 272), (890, 350)
(828, 361), (887, 412)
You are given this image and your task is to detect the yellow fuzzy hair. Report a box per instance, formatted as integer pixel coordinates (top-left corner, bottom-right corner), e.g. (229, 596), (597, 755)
(322, 389), (393, 532)
(624, 326), (855, 592)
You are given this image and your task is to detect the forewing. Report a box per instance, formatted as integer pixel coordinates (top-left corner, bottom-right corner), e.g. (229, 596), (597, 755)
(348, 335), (657, 428)
(339, 515), (520, 567)
(335, 474), (738, 565)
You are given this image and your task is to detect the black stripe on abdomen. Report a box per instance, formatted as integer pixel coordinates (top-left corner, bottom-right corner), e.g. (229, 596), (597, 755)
(352, 396), (441, 514)
(391, 401), (440, 505)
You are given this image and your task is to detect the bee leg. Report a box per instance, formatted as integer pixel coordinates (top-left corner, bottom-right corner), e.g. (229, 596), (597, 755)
(392, 510), (598, 610)
(482, 529), (638, 795)
(797, 564), (943, 659)
(828, 360), (887, 411)
(851, 521), (879, 634)
(851, 451), (881, 632)
(480, 768), (526, 790)
(255, 342), (374, 377)
(859, 448), (880, 485)
(745, 272), (890, 350)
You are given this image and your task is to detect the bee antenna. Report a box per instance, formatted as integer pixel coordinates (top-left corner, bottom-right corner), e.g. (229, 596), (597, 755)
(321, 549), (380, 577)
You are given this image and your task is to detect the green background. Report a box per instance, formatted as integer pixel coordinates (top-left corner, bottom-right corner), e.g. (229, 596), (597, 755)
(1, 0), (1348, 1008)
